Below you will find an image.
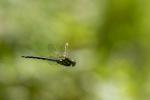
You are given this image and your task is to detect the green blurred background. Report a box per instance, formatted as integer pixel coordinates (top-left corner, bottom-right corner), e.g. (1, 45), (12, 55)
(0, 0), (150, 100)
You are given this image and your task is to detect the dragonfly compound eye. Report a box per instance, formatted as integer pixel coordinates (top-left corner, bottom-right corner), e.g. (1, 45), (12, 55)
(71, 60), (76, 66)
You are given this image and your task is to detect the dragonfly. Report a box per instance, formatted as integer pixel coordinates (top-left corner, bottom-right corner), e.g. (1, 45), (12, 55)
(22, 43), (76, 67)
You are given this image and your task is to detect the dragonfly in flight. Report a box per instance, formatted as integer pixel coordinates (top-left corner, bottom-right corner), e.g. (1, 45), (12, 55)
(22, 43), (76, 67)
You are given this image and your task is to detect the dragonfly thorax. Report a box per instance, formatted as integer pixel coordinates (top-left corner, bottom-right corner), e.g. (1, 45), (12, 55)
(56, 57), (76, 67)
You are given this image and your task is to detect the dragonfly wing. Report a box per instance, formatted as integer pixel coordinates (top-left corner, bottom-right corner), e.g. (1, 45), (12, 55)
(48, 43), (62, 57)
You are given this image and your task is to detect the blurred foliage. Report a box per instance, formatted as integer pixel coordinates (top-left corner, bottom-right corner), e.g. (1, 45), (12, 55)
(0, 0), (150, 100)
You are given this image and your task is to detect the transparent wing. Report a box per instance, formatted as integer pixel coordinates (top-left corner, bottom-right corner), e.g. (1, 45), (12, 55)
(47, 43), (61, 57)
(63, 42), (69, 57)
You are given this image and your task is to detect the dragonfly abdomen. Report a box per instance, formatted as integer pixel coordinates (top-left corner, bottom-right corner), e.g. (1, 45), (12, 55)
(21, 56), (57, 62)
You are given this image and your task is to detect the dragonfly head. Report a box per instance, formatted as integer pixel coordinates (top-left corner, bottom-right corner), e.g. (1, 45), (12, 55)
(70, 59), (76, 66)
